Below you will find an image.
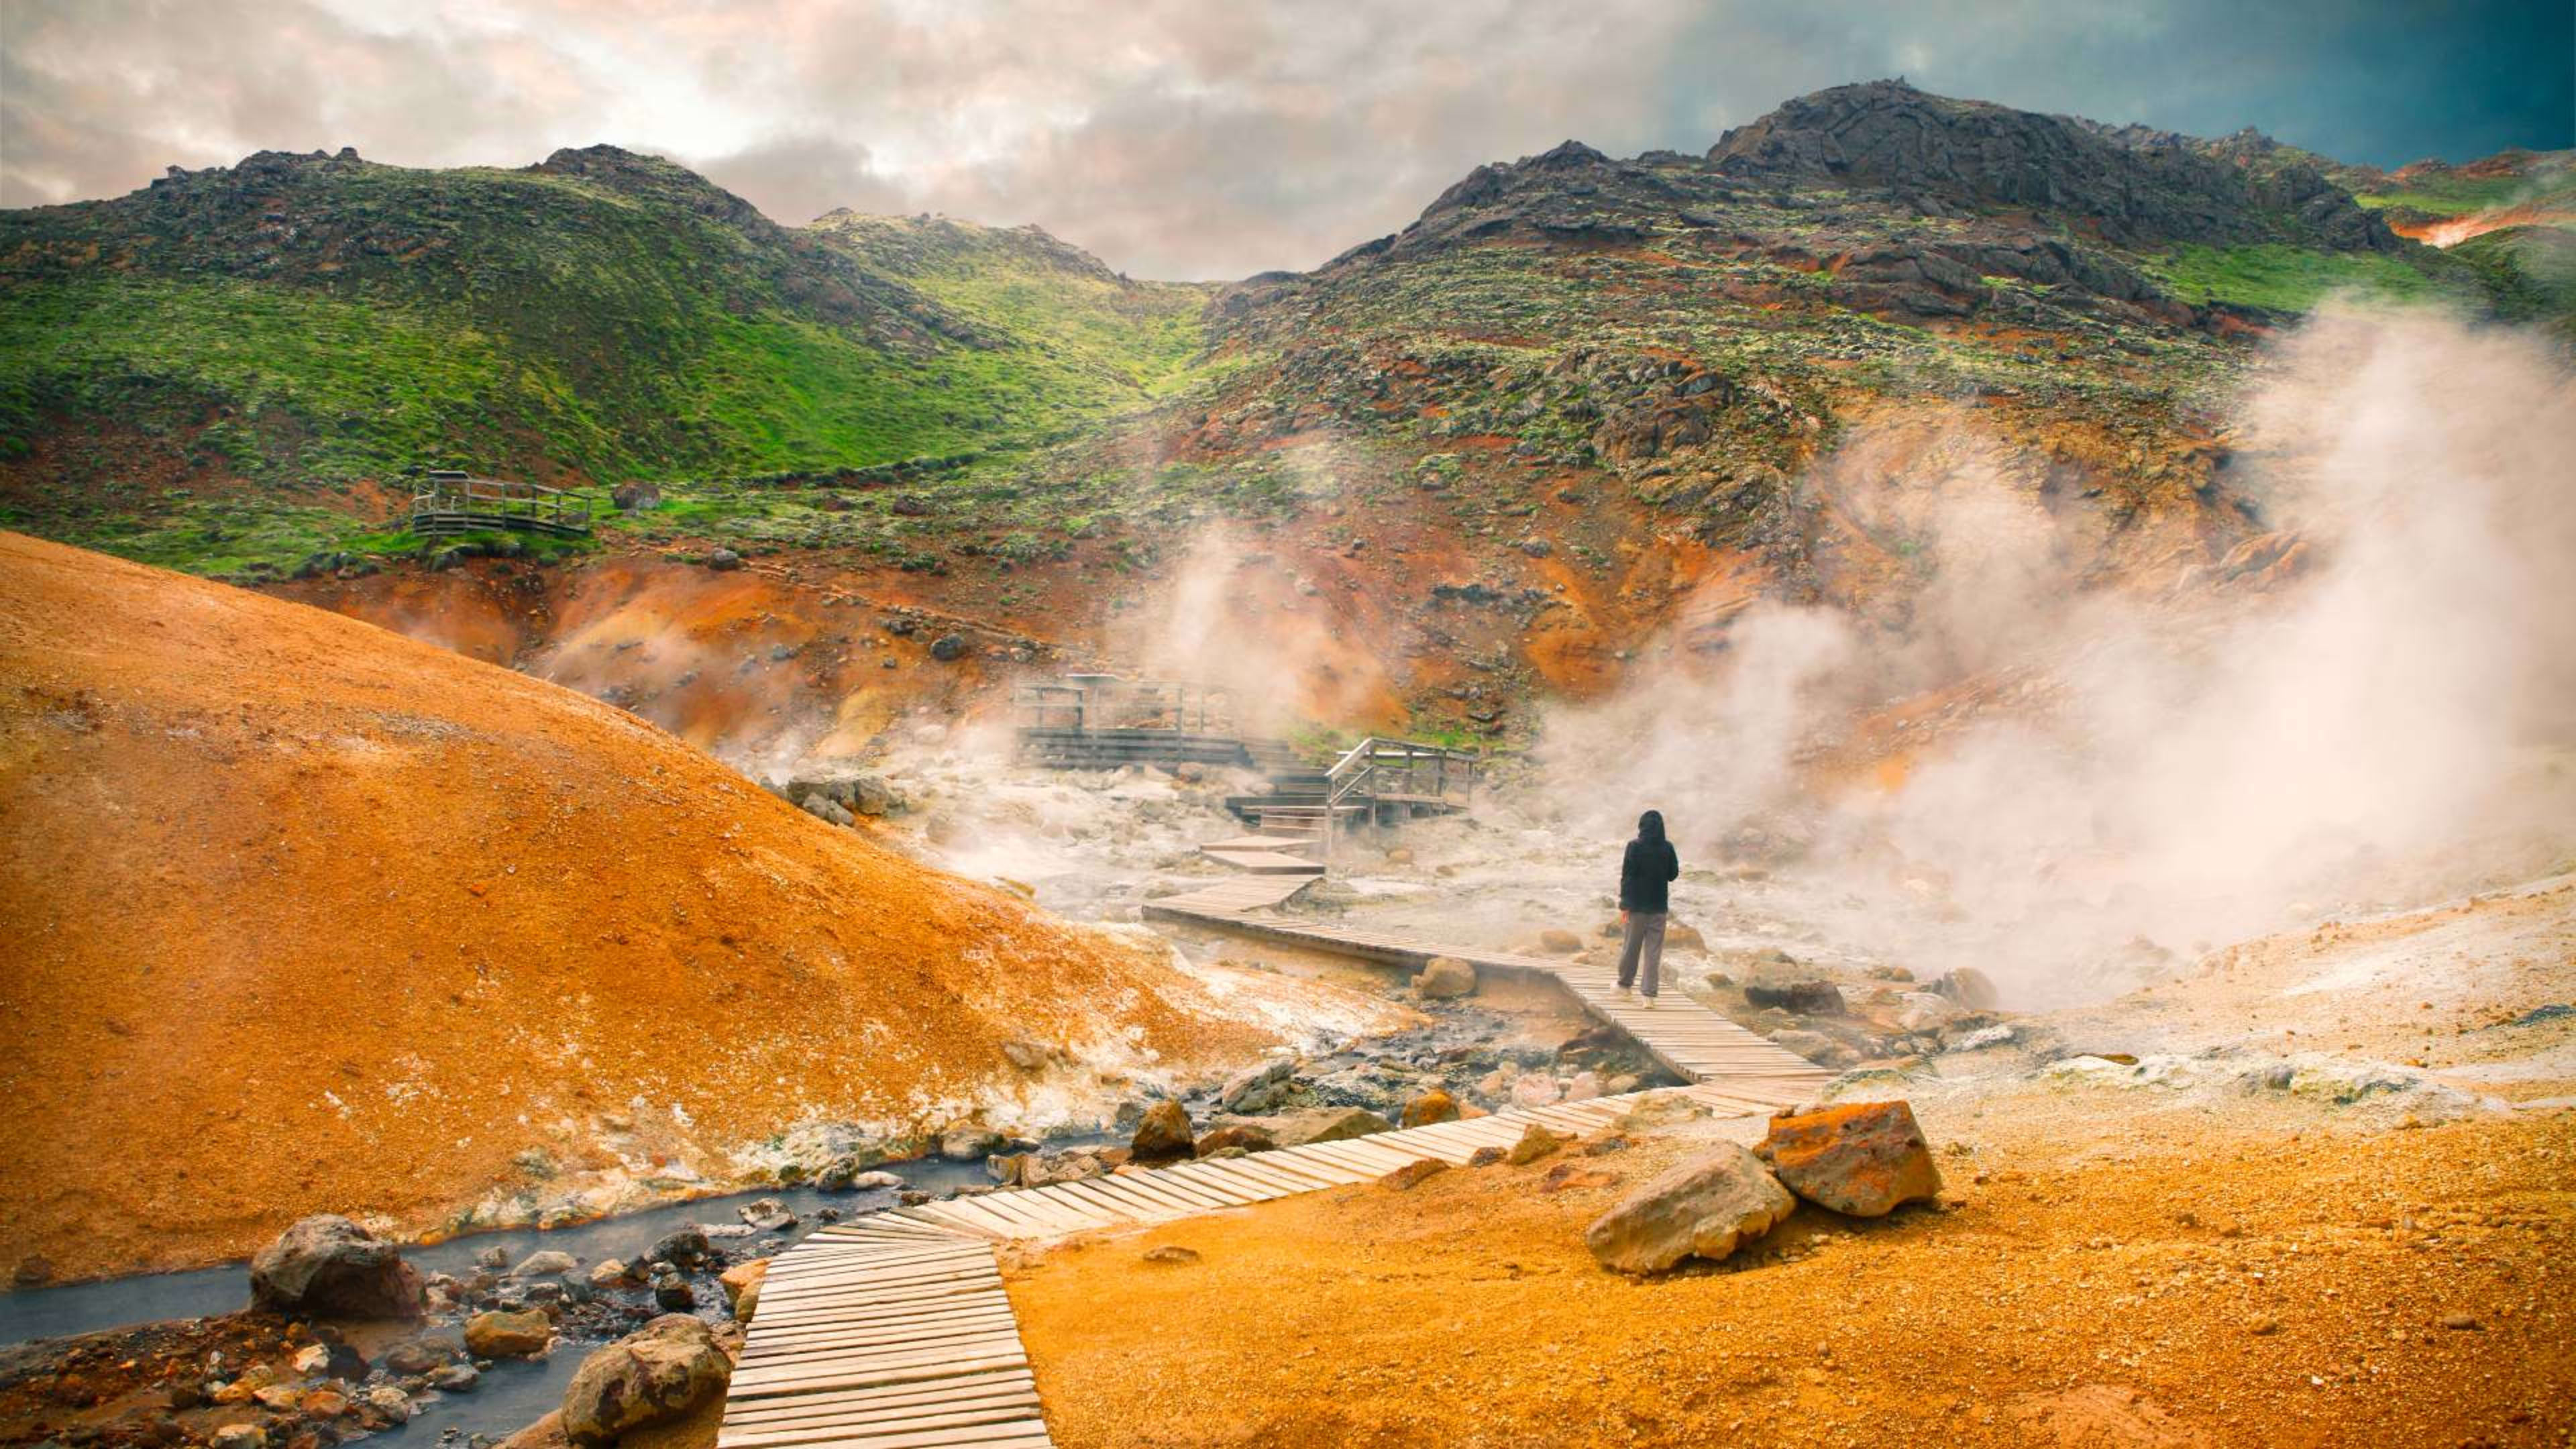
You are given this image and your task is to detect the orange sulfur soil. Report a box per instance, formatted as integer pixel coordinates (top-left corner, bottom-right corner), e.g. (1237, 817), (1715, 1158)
(1004, 1104), (2576, 1448)
(0, 533), (1290, 1282)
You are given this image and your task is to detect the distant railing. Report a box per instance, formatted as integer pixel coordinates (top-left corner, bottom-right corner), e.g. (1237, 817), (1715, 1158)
(409, 471), (594, 539)
(1012, 678), (1236, 735)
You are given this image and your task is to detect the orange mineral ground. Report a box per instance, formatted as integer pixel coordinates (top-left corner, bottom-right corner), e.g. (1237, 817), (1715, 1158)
(0, 532), (1296, 1281)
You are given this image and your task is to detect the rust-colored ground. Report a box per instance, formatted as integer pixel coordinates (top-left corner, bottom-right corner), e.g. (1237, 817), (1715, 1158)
(1005, 1105), (2575, 1448)
(0, 533), (1287, 1281)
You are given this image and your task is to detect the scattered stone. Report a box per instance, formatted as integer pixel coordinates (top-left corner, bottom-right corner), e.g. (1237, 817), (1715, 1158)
(2245, 1315), (2281, 1336)
(817, 1157), (902, 1192)
(1130, 1100), (1196, 1162)
(940, 1127), (1008, 1161)
(380, 1338), (451, 1375)
(361, 1385), (413, 1423)
(476, 1246), (511, 1271)
(1931, 967), (2001, 1010)
(561, 1316), (733, 1448)
(1506, 1123), (1566, 1166)
(1258, 1106), (1394, 1147)
(1563, 1071), (1603, 1102)
(209, 1424), (266, 1449)
(1536, 929), (1584, 955)
(647, 1228), (712, 1269)
(1414, 957), (1478, 998)
(510, 1250), (578, 1279)
(299, 1387), (350, 1417)
(2439, 1312), (2483, 1332)
(651, 1267), (695, 1311)
(1951, 1023), (2017, 1052)
(1142, 1246), (1201, 1267)
(1511, 1074), (1564, 1109)
(610, 481), (662, 511)
(720, 1259), (770, 1322)
(1468, 1146), (1507, 1167)
(1218, 1057), (1297, 1112)
(249, 1215), (425, 1319)
(704, 548), (743, 572)
(739, 1198), (798, 1232)
(1866, 965), (1915, 982)
(1745, 980), (1847, 1015)
(1584, 1144), (1795, 1273)
(464, 1309), (554, 1359)
(1754, 1101), (1943, 1216)
(431, 1364), (481, 1393)
(1401, 1090), (1461, 1128)
(586, 1259), (632, 1289)
(1771, 1029), (1858, 1067)
(928, 633), (969, 662)
(1381, 1159), (1451, 1191)
(1194, 1124), (1277, 1157)
(1895, 992), (1966, 1033)
(1664, 921), (1707, 951)
(1542, 1163), (1623, 1193)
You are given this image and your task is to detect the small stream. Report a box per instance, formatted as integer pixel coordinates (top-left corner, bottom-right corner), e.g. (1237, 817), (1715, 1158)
(0, 1164), (1009, 1442)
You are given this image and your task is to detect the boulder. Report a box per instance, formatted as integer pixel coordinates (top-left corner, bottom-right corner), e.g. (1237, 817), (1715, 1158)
(380, 1338), (452, 1375)
(1400, 1089), (1460, 1128)
(1381, 1159), (1450, 1191)
(651, 1267), (695, 1311)
(510, 1250), (578, 1280)
(1894, 992), (1965, 1033)
(587, 1259), (633, 1289)
(1218, 1057), (1297, 1112)
(1505, 1123), (1566, 1166)
(1021, 1148), (1111, 1187)
(1413, 957), (1477, 999)
(464, 1309), (554, 1359)
(1260, 1106), (1395, 1148)
(939, 1126), (1007, 1161)
(1129, 1100), (1196, 1162)
(720, 1259), (769, 1322)
(647, 1228), (711, 1268)
(1511, 1074), (1564, 1109)
(1743, 980), (1847, 1015)
(738, 1199), (797, 1232)
(1536, 929), (1584, 955)
(1931, 967), (2001, 1010)
(704, 548), (743, 572)
(561, 1316), (732, 1448)
(1468, 1145), (1507, 1167)
(609, 481), (662, 511)
(1584, 1144), (1795, 1273)
(1664, 921), (1707, 952)
(816, 1157), (899, 1192)
(929, 633), (969, 662)
(248, 1215), (425, 1319)
(1753, 1101), (1943, 1217)
(1194, 1124), (1277, 1157)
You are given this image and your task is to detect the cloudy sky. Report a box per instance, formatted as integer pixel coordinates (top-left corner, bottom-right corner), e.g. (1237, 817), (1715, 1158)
(4, 0), (2569, 279)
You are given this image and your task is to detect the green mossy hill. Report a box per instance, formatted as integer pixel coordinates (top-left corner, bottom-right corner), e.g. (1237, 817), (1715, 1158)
(0, 146), (1210, 491)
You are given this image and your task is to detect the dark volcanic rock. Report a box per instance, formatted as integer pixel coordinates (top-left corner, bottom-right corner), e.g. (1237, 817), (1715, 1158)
(249, 1215), (425, 1319)
(1708, 80), (2396, 252)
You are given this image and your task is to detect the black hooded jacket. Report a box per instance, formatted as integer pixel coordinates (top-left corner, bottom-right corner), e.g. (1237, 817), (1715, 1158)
(1619, 811), (1680, 913)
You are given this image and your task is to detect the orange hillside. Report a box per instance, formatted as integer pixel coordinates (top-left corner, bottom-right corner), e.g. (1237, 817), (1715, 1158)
(0, 533), (1278, 1281)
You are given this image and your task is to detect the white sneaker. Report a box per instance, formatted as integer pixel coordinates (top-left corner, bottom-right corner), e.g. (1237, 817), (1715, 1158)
(1613, 985), (1635, 998)
(1640, 995), (1658, 1009)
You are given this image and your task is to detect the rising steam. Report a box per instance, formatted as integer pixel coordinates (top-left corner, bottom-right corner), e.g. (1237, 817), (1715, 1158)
(1536, 308), (2576, 1006)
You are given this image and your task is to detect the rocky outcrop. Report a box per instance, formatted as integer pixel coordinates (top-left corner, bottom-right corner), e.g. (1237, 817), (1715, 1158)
(1584, 1144), (1794, 1273)
(1709, 80), (2397, 252)
(560, 1316), (732, 1448)
(1400, 1090), (1460, 1128)
(1754, 1101), (1943, 1217)
(248, 1216), (425, 1320)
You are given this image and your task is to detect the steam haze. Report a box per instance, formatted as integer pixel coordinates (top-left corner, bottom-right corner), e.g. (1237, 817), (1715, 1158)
(1539, 309), (2576, 1006)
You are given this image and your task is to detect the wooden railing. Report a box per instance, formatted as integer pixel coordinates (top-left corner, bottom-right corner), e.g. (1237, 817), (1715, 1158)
(1320, 737), (1481, 858)
(410, 472), (594, 538)
(1012, 678), (1236, 735)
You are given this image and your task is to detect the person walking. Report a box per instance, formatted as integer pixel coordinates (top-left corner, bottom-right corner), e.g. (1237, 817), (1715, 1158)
(1615, 810), (1680, 1006)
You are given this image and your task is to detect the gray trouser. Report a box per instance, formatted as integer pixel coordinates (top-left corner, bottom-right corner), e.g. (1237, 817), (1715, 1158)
(1617, 910), (1668, 997)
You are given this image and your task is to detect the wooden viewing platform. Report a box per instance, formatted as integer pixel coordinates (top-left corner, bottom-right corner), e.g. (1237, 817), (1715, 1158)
(409, 470), (594, 539)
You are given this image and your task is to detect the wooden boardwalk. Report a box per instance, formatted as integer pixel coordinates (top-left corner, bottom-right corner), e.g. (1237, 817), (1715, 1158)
(717, 1083), (1774, 1449)
(717, 877), (1832, 1446)
(1144, 888), (1836, 1108)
